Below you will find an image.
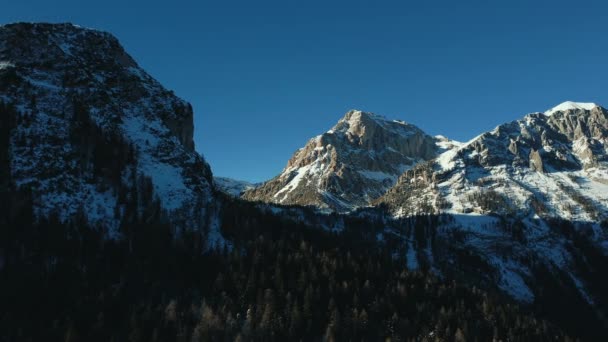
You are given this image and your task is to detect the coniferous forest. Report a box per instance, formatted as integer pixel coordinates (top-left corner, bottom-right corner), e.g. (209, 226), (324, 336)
(0, 192), (571, 342)
(4, 98), (608, 341)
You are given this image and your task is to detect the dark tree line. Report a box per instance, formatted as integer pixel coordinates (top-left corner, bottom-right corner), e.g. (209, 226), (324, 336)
(0, 101), (16, 192)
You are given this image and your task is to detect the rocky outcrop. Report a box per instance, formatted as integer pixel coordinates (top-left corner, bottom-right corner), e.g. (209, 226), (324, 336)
(547, 105), (608, 167)
(548, 105), (608, 141)
(243, 110), (438, 211)
(529, 149), (544, 172)
(164, 102), (195, 151)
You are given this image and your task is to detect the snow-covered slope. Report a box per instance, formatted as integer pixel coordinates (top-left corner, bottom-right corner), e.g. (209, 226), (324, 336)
(379, 101), (608, 222)
(545, 101), (597, 116)
(0, 23), (214, 233)
(243, 110), (438, 211)
(214, 177), (255, 197)
(376, 102), (608, 305)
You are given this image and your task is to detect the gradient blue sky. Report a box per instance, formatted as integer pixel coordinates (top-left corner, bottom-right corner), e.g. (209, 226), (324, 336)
(2, 1), (607, 182)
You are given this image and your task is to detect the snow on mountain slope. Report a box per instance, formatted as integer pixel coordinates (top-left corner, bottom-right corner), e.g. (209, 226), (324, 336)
(545, 101), (598, 116)
(377, 102), (608, 305)
(214, 177), (255, 197)
(380, 103), (608, 222)
(0, 23), (214, 233)
(243, 110), (438, 211)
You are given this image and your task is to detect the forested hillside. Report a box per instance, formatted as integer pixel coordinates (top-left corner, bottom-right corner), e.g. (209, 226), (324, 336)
(0, 192), (569, 341)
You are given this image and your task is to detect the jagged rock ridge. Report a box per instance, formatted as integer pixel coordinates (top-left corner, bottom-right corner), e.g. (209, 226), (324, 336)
(378, 101), (608, 221)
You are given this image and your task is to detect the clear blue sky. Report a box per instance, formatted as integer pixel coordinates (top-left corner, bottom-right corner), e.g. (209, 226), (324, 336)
(2, 1), (608, 182)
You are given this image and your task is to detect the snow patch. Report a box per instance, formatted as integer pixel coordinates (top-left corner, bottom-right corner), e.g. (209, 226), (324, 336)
(274, 164), (312, 201)
(22, 76), (62, 91)
(497, 264), (534, 303)
(435, 148), (459, 170)
(0, 61), (15, 69)
(143, 161), (189, 210)
(206, 208), (231, 251)
(545, 101), (597, 116)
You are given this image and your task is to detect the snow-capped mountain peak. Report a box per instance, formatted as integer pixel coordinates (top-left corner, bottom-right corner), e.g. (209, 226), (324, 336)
(545, 101), (598, 116)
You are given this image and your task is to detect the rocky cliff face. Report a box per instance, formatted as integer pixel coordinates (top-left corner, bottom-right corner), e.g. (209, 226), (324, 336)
(243, 110), (438, 211)
(465, 103), (608, 172)
(0, 23), (214, 233)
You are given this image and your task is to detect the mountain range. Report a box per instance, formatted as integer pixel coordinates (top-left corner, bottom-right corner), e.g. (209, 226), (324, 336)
(239, 102), (608, 226)
(230, 100), (608, 316)
(2, 22), (607, 339)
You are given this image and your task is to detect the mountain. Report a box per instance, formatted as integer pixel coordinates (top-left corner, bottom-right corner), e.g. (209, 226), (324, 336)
(0, 23), (215, 234)
(243, 110), (437, 211)
(373, 102), (608, 325)
(213, 176), (255, 197)
(378, 101), (608, 223)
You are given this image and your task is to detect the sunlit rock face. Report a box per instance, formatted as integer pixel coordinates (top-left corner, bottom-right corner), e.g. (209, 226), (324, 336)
(244, 110), (438, 211)
(378, 101), (608, 222)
